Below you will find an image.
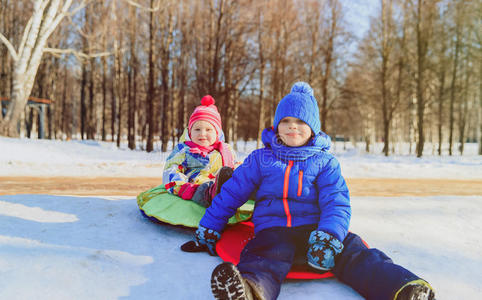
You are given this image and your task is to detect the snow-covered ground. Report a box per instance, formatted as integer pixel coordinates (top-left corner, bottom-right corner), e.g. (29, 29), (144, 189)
(1, 136), (481, 179)
(1, 137), (481, 299)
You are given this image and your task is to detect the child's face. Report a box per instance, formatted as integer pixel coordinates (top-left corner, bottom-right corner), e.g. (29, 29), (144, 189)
(277, 117), (312, 147)
(190, 120), (217, 147)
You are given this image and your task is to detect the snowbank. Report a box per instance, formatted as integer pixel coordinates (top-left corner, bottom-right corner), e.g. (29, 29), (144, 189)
(1, 136), (481, 179)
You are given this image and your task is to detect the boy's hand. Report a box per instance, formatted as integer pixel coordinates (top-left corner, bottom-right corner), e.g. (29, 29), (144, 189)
(178, 183), (199, 200)
(307, 230), (344, 271)
(194, 225), (221, 256)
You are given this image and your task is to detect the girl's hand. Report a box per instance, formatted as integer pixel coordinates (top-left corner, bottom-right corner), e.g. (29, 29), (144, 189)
(178, 183), (199, 200)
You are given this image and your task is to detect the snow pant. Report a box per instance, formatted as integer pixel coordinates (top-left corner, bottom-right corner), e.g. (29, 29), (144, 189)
(236, 225), (422, 300)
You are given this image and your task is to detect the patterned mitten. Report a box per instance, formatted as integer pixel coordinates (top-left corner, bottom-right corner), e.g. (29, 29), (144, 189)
(195, 225), (221, 256)
(307, 230), (344, 271)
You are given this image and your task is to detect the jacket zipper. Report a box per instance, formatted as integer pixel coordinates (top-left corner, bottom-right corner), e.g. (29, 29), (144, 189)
(283, 161), (294, 227)
(297, 170), (303, 196)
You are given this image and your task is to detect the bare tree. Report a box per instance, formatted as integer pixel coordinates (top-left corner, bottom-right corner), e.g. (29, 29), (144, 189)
(448, 1), (462, 155)
(319, 0), (342, 133)
(374, 0), (399, 156)
(145, 0), (156, 152)
(159, 4), (174, 152)
(0, 0), (87, 136)
(256, 7), (266, 149)
(410, 0), (437, 157)
(434, 6), (449, 155)
(127, 4), (138, 150)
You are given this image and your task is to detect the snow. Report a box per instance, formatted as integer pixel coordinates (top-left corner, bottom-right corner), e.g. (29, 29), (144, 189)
(1, 136), (481, 179)
(1, 136), (481, 299)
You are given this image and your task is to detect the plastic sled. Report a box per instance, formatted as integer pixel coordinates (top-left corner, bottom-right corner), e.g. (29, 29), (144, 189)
(216, 222), (336, 280)
(137, 185), (254, 228)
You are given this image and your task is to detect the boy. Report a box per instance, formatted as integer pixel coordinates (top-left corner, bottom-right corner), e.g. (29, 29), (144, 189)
(192, 83), (435, 300)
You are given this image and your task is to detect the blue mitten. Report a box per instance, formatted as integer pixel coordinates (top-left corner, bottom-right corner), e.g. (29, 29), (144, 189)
(307, 230), (344, 271)
(195, 225), (221, 256)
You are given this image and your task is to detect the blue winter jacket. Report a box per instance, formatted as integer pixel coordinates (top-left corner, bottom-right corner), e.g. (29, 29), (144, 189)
(199, 128), (351, 241)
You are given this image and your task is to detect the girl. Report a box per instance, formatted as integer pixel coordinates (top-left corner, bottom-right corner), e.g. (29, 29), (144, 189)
(163, 95), (235, 208)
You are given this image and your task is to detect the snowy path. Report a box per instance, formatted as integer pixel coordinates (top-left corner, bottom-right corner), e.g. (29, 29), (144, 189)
(1, 194), (481, 299)
(1, 176), (481, 196)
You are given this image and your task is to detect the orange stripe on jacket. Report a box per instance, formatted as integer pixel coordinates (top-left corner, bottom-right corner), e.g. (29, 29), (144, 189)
(297, 170), (303, 196)
(283, 161), (294, 227)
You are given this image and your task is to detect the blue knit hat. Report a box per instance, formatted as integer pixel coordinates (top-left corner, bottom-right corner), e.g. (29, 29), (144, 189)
(273, 82), (321, 134)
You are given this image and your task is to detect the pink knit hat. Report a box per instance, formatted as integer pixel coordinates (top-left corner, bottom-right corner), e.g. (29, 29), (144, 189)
(188, 95), (222, 136)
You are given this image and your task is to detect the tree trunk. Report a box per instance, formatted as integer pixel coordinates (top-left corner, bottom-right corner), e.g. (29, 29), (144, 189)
(80, 7), (89, 140)
(448, 13), (461, 156)
(146, 0), (155, 152)
(437, 74), (445, 156)
(458, 55), (471, 155)
(101, 56), (107, 141)
(177, 22), (188, 135)
(127, 62), (137, 150)
(233, 91), (239, 150)
(127, 5), (137, 150)
(160, 12), (174, 152)
(110, 61), (116, 143)
(415, 0), (429, 158)
(380, 0), (394, 157)
(80, 62), (87, 139)
(320, 0), (337, 133)
(479, 56), (482, 155)
(170, 66), (176, 145)
(115, 36), (123, 148)
(87, 57), (96, 140)
(62, 66), (72, 139)
(257, 10), (265, 149)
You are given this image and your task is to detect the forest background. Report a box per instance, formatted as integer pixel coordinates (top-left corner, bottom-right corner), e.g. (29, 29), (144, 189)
(0, 0), (480, 157)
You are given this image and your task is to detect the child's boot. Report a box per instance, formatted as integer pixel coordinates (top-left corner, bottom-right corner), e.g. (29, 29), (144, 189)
(395, 281), (435, 300)
(211, 262), (264, 300)
(214, 166), (234, 195)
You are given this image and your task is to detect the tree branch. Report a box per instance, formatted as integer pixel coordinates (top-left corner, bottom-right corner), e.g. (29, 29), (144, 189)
(121, 0), (160, 11)
(0, 32), (18, 61)
(18, 16), (34, 58)
(44, 47), (112, 59)
(65, 0), (91, 17)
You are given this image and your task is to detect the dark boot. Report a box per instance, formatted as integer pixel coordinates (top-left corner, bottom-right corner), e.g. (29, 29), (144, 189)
(191, 182), (212, 208)
(396, 282), (435, 300)
(215, 166), (234, 195)
(211, 262), (255, 300)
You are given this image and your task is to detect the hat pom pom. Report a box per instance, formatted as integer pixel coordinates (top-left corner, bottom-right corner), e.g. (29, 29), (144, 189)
(291, 82), (313, 97)
(201, 95), (215, 106)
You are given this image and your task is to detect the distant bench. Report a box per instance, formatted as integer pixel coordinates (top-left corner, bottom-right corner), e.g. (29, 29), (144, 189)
(1, 96), (54, 139)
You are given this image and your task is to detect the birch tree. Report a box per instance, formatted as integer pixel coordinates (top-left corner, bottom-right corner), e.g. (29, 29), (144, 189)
(0, 0), (87, 137)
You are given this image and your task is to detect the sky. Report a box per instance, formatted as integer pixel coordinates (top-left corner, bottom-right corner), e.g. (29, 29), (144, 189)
(342, 0), (379, 40)
(0, 137), (481, 299)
